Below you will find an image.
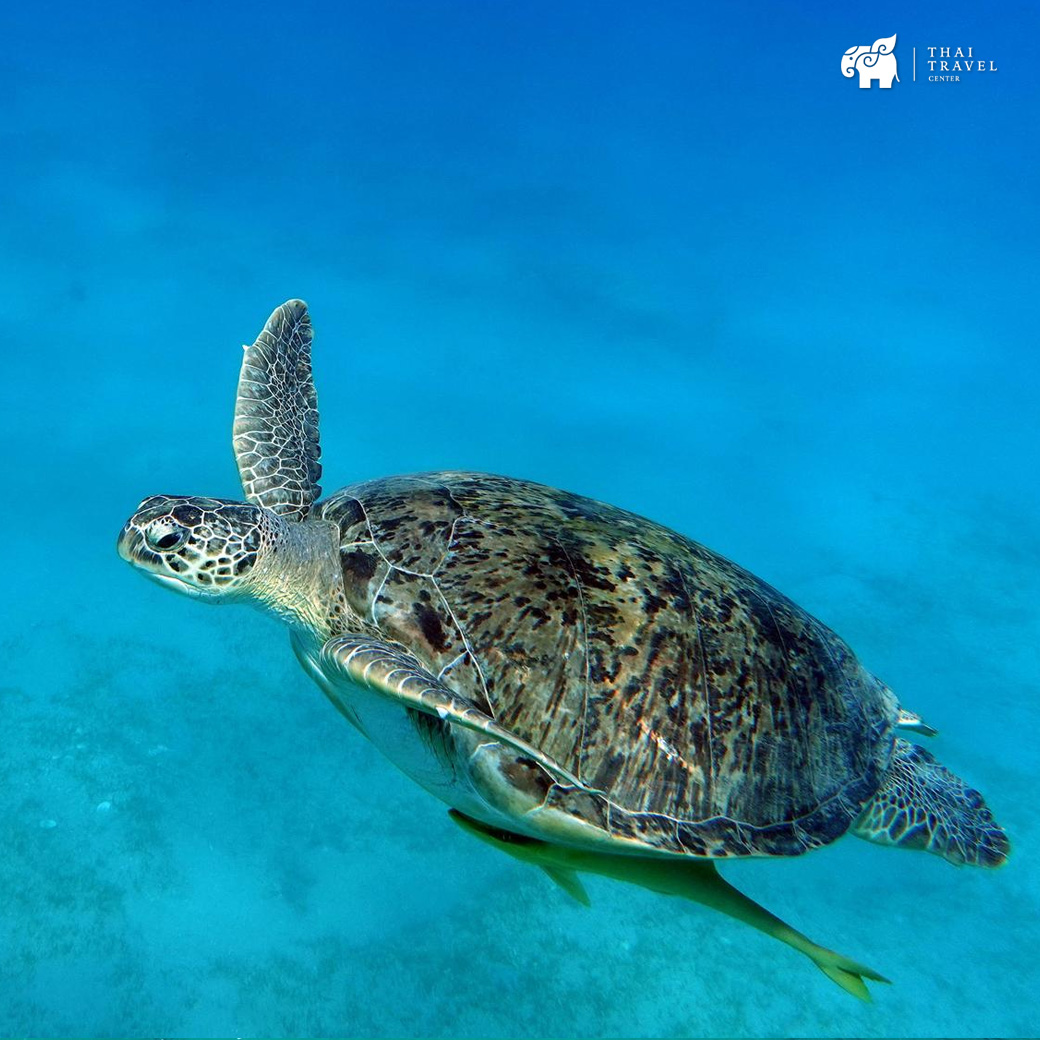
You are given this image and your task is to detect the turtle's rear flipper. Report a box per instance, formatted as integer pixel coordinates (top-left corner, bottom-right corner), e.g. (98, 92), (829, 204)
(853, 738), (1010, 867)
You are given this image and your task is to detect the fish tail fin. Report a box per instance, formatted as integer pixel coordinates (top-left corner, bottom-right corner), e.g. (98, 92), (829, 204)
(808, 944), (891, 1002)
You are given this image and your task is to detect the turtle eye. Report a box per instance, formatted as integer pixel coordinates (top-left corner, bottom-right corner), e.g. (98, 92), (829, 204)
(145, 522), (188, 553)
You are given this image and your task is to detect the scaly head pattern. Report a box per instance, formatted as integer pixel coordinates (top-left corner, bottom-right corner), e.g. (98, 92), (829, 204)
(117, 495), (275, 600)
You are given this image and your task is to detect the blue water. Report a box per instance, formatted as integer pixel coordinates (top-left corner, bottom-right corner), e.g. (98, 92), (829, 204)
(2, 1), (1037, 1036)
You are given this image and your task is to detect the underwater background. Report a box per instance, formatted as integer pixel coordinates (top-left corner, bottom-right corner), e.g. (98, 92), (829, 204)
(2, 0), (1038, 1037)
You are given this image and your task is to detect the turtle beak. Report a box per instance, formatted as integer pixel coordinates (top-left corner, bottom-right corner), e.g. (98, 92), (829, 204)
(117, 509), (228, 602)
(117, 521), (214, 599)
(117, 519), (143, 564)
(118, 496), (166, 564)
(142, 571), (217, 599)
(116, 514), (168, 577)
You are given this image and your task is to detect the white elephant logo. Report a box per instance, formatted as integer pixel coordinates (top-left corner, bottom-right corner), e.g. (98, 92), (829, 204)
(842, 34), (900, 88)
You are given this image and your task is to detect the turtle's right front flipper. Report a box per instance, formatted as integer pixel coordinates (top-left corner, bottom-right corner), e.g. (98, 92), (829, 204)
(234, 299), (322, 522)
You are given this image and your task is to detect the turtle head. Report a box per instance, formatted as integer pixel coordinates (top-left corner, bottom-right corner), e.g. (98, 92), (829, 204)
(117, 495), (272, 601)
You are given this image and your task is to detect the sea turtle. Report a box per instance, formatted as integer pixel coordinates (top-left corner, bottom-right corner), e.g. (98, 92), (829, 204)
(118, 300), (1008, 999)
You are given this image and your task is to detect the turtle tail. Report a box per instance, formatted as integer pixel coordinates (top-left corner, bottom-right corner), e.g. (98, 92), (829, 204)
(852, 738), (1010, 867)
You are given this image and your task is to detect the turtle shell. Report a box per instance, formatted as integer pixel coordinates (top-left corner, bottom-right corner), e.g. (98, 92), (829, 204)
(318, 472), (899, 858)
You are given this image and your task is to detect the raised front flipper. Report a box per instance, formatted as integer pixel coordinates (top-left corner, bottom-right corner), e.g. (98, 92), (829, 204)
(234, 299), (322, 521)
(320, 634), (585, 789)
